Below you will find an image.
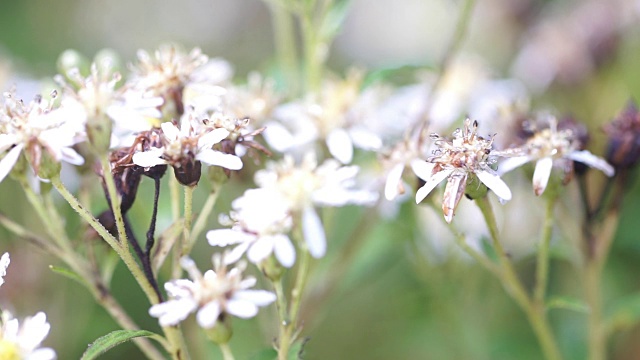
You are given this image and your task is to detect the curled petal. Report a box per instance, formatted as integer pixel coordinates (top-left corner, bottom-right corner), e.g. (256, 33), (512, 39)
(234, 290), (277, 307)
(207, 229), (254, 247)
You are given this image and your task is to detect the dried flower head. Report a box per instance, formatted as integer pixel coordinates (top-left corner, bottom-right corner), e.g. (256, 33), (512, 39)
(603, 100), (640, 170)
(416, 119), (512, 223)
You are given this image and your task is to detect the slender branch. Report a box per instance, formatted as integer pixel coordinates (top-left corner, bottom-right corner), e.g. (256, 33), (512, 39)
(534, 196), (557, 306)
(219, 342), (235, 360)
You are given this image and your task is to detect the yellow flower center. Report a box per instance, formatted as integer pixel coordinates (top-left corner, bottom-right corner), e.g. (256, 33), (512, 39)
(0, 339), (21, 360)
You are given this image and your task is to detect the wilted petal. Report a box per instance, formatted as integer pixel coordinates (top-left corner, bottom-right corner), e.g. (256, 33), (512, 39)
(196, 149), (242, 170)
(196, 301), (221, 329)
(567, 150), (615, 177)
(302, 206), (326, 258)
(476, 170), (512, 201)
(132, 148), (166, 168)
(0, 144), (24, 183)
(533, 157), (553, 196)
(384, 163), (405, 201)
(273, 234), (296, 268)
(327, 128), (353, 164)
(415, 168), (453, 204)
(442, 172), (467, 223)
(226, 298), (259, 319)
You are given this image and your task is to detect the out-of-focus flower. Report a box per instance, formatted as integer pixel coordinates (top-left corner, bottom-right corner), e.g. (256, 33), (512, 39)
(264, 70), (383, 164)
(603, 100), (640, 171)
(0, 311), (56, 360)
(132, 114), (242, 186)
(382, 139), (431, 201)
(254, 153), (377, 257)
(0, 90), (85, 183)
(149, 256), (275, 329)
(416, 119), (512, 223)
(499, 116), (614, 196)
(207, 188), (295, 267)
(0, 253), (9, 288)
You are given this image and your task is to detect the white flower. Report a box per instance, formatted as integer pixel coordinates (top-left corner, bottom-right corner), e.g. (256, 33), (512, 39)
(498, 116), (614, 196)
(0, 253), (9, 288)
(0, 311), (56, 360)
(207, 189), (295, 267)
(149, 256), (275, 328)
(254, 153), (377, 258)
(0, 90), (86, 183)
(382, 139), (432, 201)
(416, 119), (512, 223)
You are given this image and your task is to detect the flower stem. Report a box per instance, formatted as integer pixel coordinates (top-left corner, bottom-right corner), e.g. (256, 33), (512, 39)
(476, 196), (562, 360)
(174, 185), (195, 278)
(219, 342), (235, 360)
(534, 196), (557, 306)
(189, 189), (219, 247)
(278, 246), (311, 360)
(267, 0), (299, 95)
(100, 158), (129, 246)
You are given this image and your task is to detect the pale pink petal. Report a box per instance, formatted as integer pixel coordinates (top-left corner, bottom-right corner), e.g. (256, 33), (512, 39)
(533, 157), (553, 196)
(132, 148), (167, 168)
(410, 160), (435, 181)
(196, 301), (221, 329)
(196, 149), (242, 170)
(415, 168), (453, 204)
(0, 144), (24, 183)
(327, 128), (353, 164)
(226, 298), (259, 319)
(476, 170), (512, 201)
(384, 163), (405, 201)
(567, 150), (614, 177)
(198, 128), (230, 149)
(273, 235), (296, 268)
(234, 290), (277, 306)
(303, 206), (326, 258)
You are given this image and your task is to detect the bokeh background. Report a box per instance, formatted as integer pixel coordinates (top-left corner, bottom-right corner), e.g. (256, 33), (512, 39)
(1, 0), (640, 359)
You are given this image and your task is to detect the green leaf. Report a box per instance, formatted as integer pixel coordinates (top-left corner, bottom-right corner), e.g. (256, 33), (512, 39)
(49, 265), (89, 288)
(250, 348), (277, 360)
(605, 292), (640, 334)
(288, 339), (308, 360)
(546, 296), (589, 313)
(81, 330), (161, 360)
(320, 0), (352, 40)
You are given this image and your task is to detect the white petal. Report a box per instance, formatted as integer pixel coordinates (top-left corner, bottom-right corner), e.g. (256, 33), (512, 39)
(206, 229), (254, 247)
(225, 299), (259, 319)
(0, 252), (9, 287)
(327, 128), (353, 164)
(273, 235), (296, 268)
(348, 127), (383, 150)
(384, 163), (405, 201)
(302, 206), (326, 258)
(0, 134), (18, 153)
(247, 236), (275, 264)
(415, 168), (453, 204)
(161, 122), (180, 141)
(476, 170), (512, 201)
(410, 160), (435, 181)
(262, 122), (294, 153)
(60, 147), (85, 166)
(234, 290), (277, 306)
(132, 148), (167, 168)
(196, 301), (221, 329)
(27, 348), (56, 360)
(196, 149), (243, 170)
(18, 312), (50, 351)
(149, 299), (197, 326)
(498, 155), (533, 175)
(532, 157), (553, 196)
(567, 150), (615, 177)
(198, 128), (230, 149)
(224, 242), (251, 264)
(0, 144), (24, 183)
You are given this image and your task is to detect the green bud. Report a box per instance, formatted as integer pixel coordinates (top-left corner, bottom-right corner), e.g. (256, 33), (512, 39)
(204, 316), (233, 345)
(32, 148), (61, 181)
(464, 174), (488, 200)
(207, 165), (229, 189)
(260, 255), (285, 282)
(94, 49), (123, 81)
(57, 49), (90, 80)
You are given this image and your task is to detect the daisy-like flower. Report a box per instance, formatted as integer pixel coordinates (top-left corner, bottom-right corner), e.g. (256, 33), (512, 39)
(0, 311), (56, 360)
(132, 114), (242, 186)
(382, 139), (432, 201)
(415, 119), (512, 223)
(254, 152), (378, 258)
(207, 188), (295, 267)
(0, 90), (85, 183)
(149, 256), (276, 329)
(0, 252), (9, 288)
(498, 116), (614, 196)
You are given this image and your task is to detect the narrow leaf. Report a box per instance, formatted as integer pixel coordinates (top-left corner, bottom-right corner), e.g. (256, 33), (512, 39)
(546, 296), (589, 313)
(250, 348), (277, 360)
(81, 330), (161, 360)
(49, 265), (89, 288)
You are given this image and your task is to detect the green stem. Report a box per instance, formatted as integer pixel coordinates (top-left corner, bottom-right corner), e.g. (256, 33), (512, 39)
(100, 159), (129, 246)
(586, 260), (605, 360)
(189, 190), (219, 247)
(174, 185), (195, 278)
(219, 342), (235, 360)
(534, 196), (557, 306)
(268, 0), (299, 95)
(476, 196), (562, 360)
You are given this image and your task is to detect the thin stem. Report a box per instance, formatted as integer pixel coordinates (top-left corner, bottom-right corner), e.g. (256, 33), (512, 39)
(586, 259), (605, 360)
(475, 196), (562, 360)
(278, 247), (311, 360)
(219, 343), (235, 360)
(534, 196), (557, 307)
(268, 0), (299, 95)
(145, 176), (164, 302)
(101, 159), (129, 246)
(189, 190), (219, 247)
(0, 212), (61, 256)
(173, 185), (195, 278)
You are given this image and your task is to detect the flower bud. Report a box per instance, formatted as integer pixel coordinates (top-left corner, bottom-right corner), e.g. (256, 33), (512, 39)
(464, 174), (489, 200)
(86, 112), (113, 156)
(603, 100), (640, 171)
(173, 160), (201, 187)
(204, 315), (233, 345)
(57, 49), (90, 81)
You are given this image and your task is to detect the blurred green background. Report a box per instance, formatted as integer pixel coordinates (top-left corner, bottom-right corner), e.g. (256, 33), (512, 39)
(1, 0), (640, 359)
